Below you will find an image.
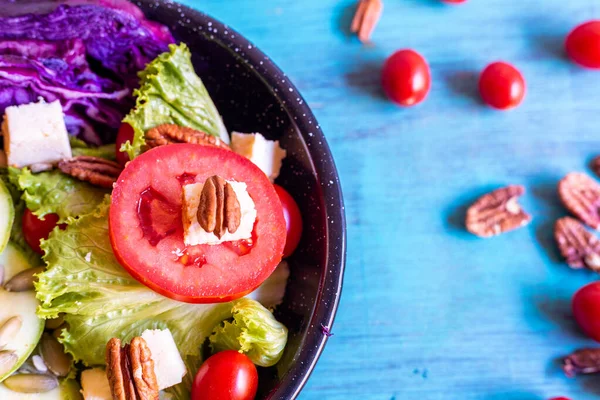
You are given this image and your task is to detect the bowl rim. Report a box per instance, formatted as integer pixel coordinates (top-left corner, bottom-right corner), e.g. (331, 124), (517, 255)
(146, 1), (347, 398)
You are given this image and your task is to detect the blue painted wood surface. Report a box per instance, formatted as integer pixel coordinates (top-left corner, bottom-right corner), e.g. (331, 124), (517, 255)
(179, 1), (600, 398)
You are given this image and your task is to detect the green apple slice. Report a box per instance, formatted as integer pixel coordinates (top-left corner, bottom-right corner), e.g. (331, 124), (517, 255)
(0, 243), (44, 383)
(0, 179), (15, 254)
(0, 378), (81, 399)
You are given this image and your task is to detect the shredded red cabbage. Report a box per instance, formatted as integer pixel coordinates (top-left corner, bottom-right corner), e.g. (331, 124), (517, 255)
(0, 3), (174, 144)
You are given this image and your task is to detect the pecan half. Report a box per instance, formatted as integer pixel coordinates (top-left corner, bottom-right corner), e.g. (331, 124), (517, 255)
(197, 176), (241, 239)
(465, 185), (532, 237)
(145, 124), (229, 150)
(106, 337), (158, 400)
(58, 156), (122, 189)
(555, 217), (600, 271)
(563, 348), (600, 377)
(558, 172), (600, 230)
(350, 0), (383, 43)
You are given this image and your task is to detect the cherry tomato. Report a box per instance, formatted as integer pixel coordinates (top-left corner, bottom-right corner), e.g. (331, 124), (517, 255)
(479, 61), (526, 110)
(566, 20), (600, 69)
(273, 184), (303, 258)
(573, 282), (600, 342)
(549, 398), (571, 400)
(442, 0), (467, 3)
(381, 49), (431, 107)
(192, 351), (258, 400)
(22, 209), (65, 254)
(115, 123), (134, 167)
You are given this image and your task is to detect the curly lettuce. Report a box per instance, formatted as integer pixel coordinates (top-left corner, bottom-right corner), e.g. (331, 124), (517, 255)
(8, 167), (108, 223)
(69, 137), (116, 160)
(122, 43), (229, 160)
(209, 298), (288, 367)
(36, 199), (288, 397)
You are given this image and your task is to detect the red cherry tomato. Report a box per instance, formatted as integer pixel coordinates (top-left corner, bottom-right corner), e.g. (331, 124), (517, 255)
(573, 282), (600, 342)
(22, 209), (65, 254)
(192, 351), (258, 400)
(115, 123), (134, 167)
(381, 49), (431, 107)
(566, 20), (600, 69)
(549, 398), (571, 400)
(273, 184), (303, 258)
(479, 61), (526, 110)
(442, 0), (467, 3)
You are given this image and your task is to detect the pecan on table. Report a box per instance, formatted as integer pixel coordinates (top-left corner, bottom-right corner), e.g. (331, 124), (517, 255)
(350, 0), (383, 43)
(197, 175), (241, 238)
(563, 348), (600, 377)
(106, 337), (159, 400)
(145, 124), (229, 150)
(58, 156), (122, 189)
(555, 217), (600, 271)
(465, 185), (532, 238)
(558, 172), (600, 230)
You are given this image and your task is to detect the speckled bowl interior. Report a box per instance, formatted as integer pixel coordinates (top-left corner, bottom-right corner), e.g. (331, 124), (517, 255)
(1, 1), (346, 399)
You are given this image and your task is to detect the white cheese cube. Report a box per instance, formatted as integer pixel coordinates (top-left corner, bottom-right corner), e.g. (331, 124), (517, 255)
(141, 329), (187, 391)
(2, 100), (72, 168)
(81, 368), (112, 400)
(182, 180), (257, 246)
(231, 132), (286, 182)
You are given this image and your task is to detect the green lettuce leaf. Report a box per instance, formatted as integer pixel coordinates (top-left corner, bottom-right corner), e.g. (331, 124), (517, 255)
(36, 199), (288, 398)
(122, 43), (229, 160)
(8, 167), (108, 223)
(209, 297), (288, 367)
(70, 137), (116, 161)
(0, 169), (41, 265)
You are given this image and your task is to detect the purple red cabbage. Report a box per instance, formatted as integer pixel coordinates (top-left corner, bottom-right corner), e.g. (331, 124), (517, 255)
(0, 3), (174, 144)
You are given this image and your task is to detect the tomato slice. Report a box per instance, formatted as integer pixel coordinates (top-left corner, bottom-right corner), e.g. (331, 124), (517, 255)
(109, 144), (286, 303)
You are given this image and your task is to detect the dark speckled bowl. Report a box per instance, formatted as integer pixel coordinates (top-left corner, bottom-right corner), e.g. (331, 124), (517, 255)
(144, 4), (347, 398)
(143, 3), (346, 398)
(2, 1), (346, 398)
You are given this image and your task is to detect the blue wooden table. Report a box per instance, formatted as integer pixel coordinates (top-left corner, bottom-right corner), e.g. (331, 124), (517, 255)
(181, 1), (600, 398)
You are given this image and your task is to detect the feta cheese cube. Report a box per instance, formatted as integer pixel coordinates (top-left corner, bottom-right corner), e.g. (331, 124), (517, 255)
(81, 368), (112, 400)
(182, 180), (257, 246)
(231, 132), (286, 182)
(2, 100), (72, 168)
(141, 329), (187, 391)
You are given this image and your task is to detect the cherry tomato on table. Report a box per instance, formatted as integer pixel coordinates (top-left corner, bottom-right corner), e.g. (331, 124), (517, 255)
(381, 49), (431, 107)
(479, 61), (526, 110)
(549, 397), (571, 400)
(115, 123), (134, 167)
(22, 209), (65, 254)
(566, 20), (600, 69)
(573, 282), (600, 342)
(273, 184), (303, 258)
(192, 351), (258, 400)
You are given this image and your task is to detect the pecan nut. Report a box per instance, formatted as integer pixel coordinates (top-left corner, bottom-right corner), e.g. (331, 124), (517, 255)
(145, 124), (229, 150)
(559, 172), (600, 230)
(58, 156), (122, 189)
(465, 185), (532, 237)
(197, 176), (241, 239)
(555, 217), (600, 271)
(563, 348), (600, 377)
(106, 337), (159, 400)
(350, 0), (383, 43)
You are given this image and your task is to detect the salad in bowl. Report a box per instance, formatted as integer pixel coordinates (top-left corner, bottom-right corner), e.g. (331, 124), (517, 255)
(0, 2), (312, 399)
